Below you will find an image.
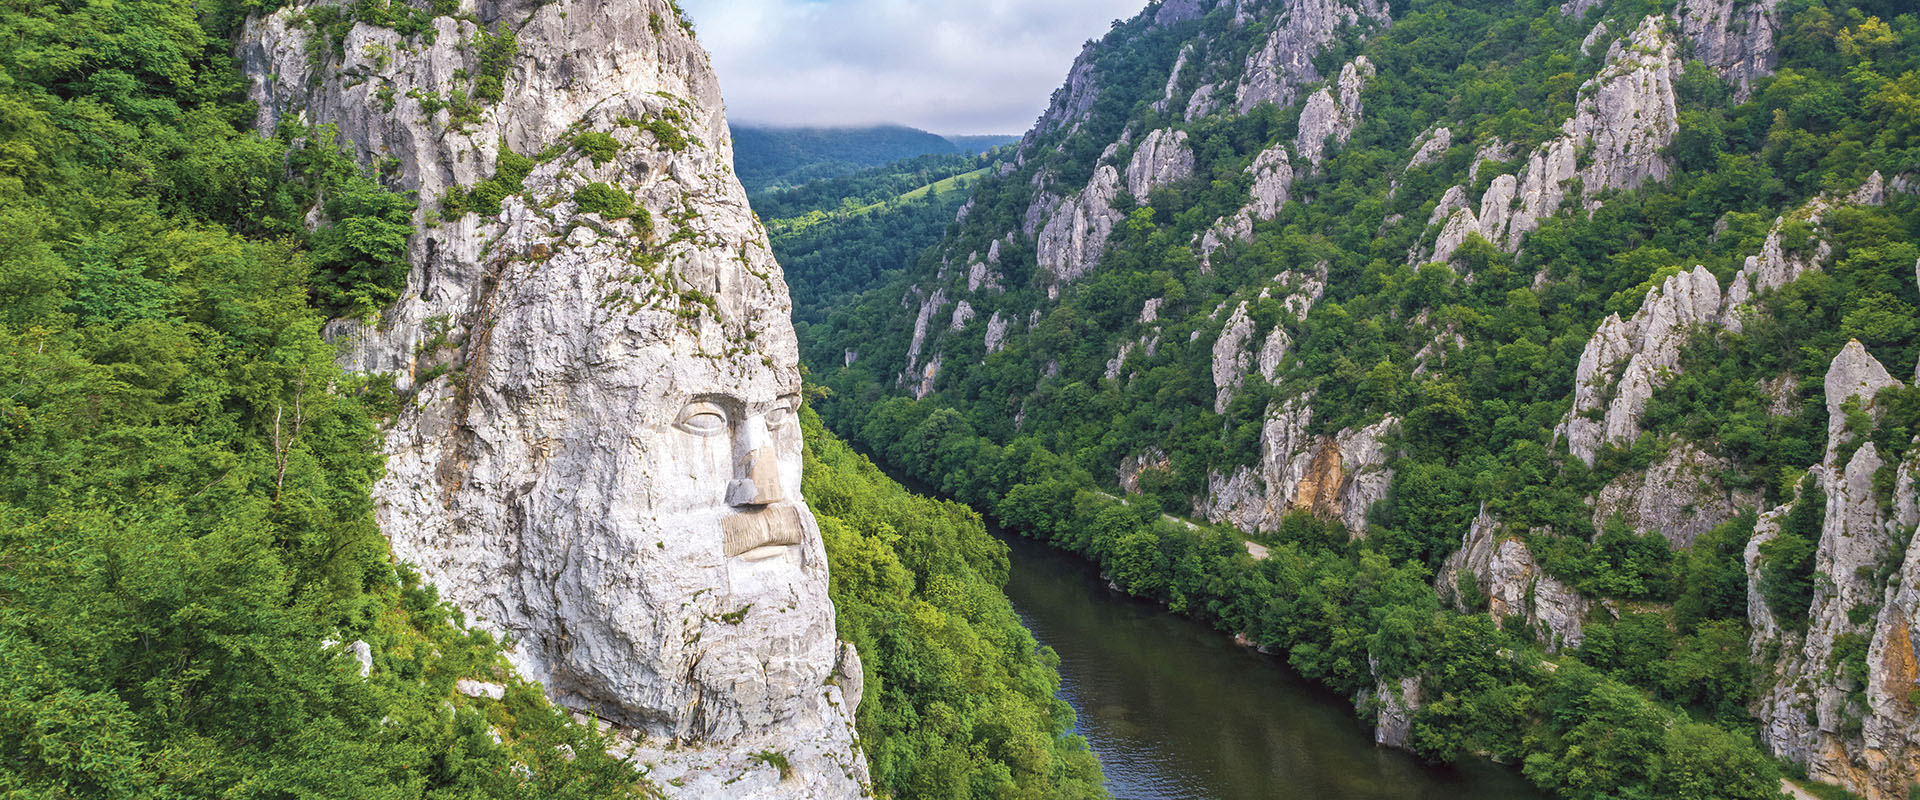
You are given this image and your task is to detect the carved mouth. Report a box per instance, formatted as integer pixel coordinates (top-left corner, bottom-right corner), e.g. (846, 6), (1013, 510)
(721, 504), (805, 560)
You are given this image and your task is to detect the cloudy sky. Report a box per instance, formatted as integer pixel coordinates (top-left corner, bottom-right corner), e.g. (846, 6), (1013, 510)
(678, 0), (1145, 136)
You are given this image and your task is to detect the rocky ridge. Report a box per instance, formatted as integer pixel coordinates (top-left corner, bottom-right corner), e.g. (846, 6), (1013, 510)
(1414, 14), (1681, 265)
(1437, 507), (1591, 652)
(1746, 342), (1920, 799)
(1556, 175), (1888, 468)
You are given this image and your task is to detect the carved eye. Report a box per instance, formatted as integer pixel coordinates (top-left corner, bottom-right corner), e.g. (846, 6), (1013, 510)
(676, 401), (730, 436)
(764, 403), (795, 430)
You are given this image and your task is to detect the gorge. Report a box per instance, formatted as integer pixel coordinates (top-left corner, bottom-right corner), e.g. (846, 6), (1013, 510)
(5, 0), (1920, 797)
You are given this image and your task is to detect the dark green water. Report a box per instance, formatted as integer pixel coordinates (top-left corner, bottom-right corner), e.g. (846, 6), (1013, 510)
(996, 531), (1545, 800)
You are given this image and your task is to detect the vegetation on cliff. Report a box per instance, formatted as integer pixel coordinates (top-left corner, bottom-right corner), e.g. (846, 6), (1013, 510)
(787, 0), (1920, 797)
(0, 0), (648, 794)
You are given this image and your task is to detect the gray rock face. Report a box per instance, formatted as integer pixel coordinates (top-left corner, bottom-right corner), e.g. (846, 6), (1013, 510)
(1724, 175), (1885, 332)
(1481, 16), (1680, 250)
(1557, 266), (1721, 465)
(1679, 0), (1782, 102)
(1294, 57), (1374, 169)
(983, 311), (1012, 354)
(1427, 207), (1482, 266)
(1198, 395), (1400, 537)
(1199, 144), (1294, 259)
(1036, 166), (1125, 292)
(905, 288), (948, 383)
(1212, 302), (1259, 413)
(1026, 42), (1101, 144)
(1127, 128), (1198, 199)
(1154, 0), (1212, 27)
(1593, 438), (1760, 547)
(1860, 503), (1920, 800)
(1581, 20), (1612, 55)
(1185, 83), (1222, 121)
(1368, 673), (1424, 748)
(246, 2), (867, 794)
(1406, 127), (1452, 172)
(1437, 507), (1589, 651)
(1155, 45), (1195, 113)
(949, 300), (976, 332)
(965, 244), (1004, 293)
(1560, 0), (1605, 19)
(1235, 0), (1390, 113)
(1825, 341), (1902, 461)
(1750, 344), (1920, 798)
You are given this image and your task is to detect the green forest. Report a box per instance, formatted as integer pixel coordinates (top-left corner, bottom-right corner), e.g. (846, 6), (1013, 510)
(802, 410), (1104, 799)
(0, 0), (651, 795)
(731, 124), (981, 192)
(758, 153), (999, 321)
(789, 0), (1920, 798)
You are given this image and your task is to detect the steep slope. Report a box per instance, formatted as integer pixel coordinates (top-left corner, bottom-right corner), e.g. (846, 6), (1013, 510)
(240, 1), (867, 795)
(803, 0), (1920, 796)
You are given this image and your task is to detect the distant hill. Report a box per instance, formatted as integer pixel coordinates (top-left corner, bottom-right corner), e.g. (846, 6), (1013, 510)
(730, 124), (1015, 192)
(944, 134), (1021, 154)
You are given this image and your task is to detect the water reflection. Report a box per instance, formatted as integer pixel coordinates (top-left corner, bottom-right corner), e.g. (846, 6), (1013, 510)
(996, 530), (1544, 800)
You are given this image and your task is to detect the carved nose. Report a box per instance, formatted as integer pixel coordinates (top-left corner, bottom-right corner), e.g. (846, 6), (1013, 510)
(727, 447), (785, 506)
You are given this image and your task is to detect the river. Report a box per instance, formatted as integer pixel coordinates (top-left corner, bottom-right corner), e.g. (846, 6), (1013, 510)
(995, 530), (1546, 800)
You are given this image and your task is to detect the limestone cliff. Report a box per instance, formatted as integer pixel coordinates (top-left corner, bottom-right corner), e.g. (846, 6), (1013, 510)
(1557, 175), (1889, 470)
(1234, 0), (1390, 113)
(1747, 342), (1920, 799)
(241, 2), (867, 795)
(1421, 14), (1681, 259)
(1437, 507), (1590, 652)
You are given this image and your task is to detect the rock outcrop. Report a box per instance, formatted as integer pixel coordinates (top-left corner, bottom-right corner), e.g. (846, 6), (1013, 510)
(1437, 507), (1589, 651)
(1294, 57), (1373, 169)
(1196, 396), (1401, 536)
(1679, 0), (1782, 102)
(1212, 303), (1258, 412)
(1406, 127), (1451, 172)
(1480, 16), (1681, 250)
(1026, 42), (1101, 145)
(1559, 175), (1891, 466)
(1558, 265), (1721, 465)
(1749, 343), (1920, 799)
(1593, 438), (1760, 548)
(245, 1), (866, 795)
(1036, 165), (1125, 293)
(1127, 128), (1198, 199)
(1154, 44), (1195, 113)
(1199, 144), (1294, 259)
(1235, 0), (1391, 113)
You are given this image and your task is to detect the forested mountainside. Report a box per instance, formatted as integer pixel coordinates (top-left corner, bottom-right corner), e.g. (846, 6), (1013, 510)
(732, 124), (984, 192)
(759, 152), (1006, 321)
(0, 0), (1097, 797)
(801, 0), (1920, 797)
(0, 0), (649, 795)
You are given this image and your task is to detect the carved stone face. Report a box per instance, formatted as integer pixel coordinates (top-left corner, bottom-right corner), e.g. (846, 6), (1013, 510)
(533, 333), (833, 741)
(650, 388), (810, 567)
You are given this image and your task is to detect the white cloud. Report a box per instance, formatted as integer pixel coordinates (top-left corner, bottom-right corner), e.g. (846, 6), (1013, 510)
(679, 0), (1145, 135)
